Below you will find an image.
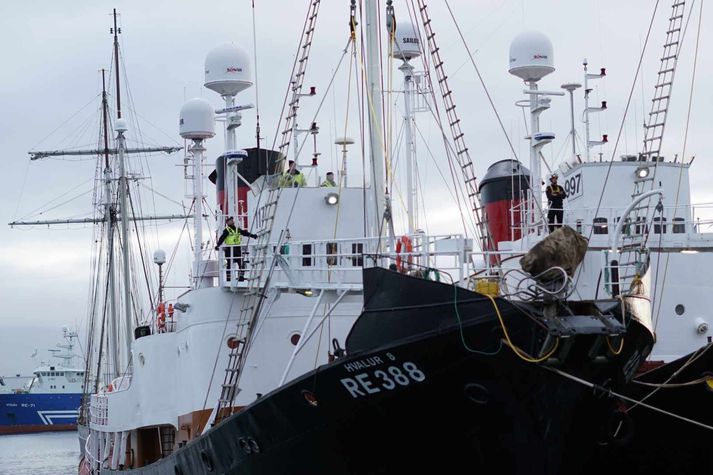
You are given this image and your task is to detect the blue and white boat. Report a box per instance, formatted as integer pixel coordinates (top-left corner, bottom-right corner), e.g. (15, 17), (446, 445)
(0, 328), (84, 434)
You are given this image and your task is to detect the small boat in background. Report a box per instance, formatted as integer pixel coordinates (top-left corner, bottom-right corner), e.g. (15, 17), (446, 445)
(0, 327), (83, 434)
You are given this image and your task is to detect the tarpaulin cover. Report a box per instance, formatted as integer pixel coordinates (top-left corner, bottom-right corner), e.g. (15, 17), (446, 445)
(519, 226), (588, 279)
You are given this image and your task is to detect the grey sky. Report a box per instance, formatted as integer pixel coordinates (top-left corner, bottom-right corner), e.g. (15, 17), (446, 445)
(0, 0), (710, 374)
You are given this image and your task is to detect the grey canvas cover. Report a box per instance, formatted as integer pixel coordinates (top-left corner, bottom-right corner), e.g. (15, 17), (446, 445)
(519, 226), (588, 280)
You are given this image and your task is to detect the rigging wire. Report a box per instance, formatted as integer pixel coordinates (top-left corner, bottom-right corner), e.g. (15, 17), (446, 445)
(269, 3), (316, 152)
(444, 0), (520, 161)
(651, 0), (703, 334)
(573, 0), (662, 294)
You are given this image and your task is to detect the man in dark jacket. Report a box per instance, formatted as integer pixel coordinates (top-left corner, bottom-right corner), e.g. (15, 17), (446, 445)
(546, 173), (565, 232)
(215, 216), (258, 281)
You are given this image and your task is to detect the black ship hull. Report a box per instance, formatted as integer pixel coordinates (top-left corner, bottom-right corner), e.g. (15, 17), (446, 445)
(586, 344), (713, 474)
(113, 268), (654, 475)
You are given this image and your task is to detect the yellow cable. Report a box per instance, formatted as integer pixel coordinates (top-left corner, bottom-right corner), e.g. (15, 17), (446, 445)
(484, 294), (559, 364)
(607, 296), (627, 355)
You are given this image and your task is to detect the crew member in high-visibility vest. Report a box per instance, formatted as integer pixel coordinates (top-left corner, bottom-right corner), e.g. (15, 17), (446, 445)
(320, 171), (336, 187)
(546, 173), (565, 233)
(279, 160), (307, 188)
(215, 216), (258, 281)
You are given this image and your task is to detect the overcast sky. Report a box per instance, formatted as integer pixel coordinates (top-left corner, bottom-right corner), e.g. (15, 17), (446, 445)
(1, 0), (710, 374)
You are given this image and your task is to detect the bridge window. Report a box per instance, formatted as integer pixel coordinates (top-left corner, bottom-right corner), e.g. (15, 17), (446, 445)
(351, 243), (364, 266)
(302, 244), (312, 267)
(653, 216), (667, 234)
(327, 243), (338, 266)
(593, 217), (608, 235)
(615, 217), (632, 235)
(672, 217), (685, 234)
(635, 217), (648, 235)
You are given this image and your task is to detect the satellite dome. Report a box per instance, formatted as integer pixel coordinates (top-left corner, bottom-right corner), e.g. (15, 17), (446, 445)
(153, 249), (166, 265)
(204, 43), (253, 96)
(391, 23), (421, 61)
(508, 31), (555, 82)
(115, 118), (128, 133)
(179, 98), (215, 140)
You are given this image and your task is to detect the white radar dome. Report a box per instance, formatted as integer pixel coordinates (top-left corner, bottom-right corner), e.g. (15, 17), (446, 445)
(153, 249), (166, 265)
(508, 31), (555, 82)
(179, 98), (215, 140)
(391, 23), (421, 60)
(115, 118), (128, 132)
(204, 43), (253, 96)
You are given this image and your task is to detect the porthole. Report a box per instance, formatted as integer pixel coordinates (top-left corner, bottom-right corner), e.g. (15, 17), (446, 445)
(675, 304), (685, 316)
(289, 333), (301, 346)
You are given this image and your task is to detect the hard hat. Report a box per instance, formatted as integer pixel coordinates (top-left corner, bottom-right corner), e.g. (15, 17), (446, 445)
(550, 173), (558, 179)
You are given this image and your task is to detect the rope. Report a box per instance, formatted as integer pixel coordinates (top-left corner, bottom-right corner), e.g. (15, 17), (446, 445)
(629, 342), (713, 412)
(444, 0), (519, 161)
(651, 0), (703, 331)
(251, 0), (262, 151)
(546, 365), (713, 432)
(606, 296), (627, 355)
(573, 0), (661, 291)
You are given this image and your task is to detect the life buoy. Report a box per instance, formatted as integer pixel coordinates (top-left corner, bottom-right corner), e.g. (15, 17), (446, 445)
(157, 302), (166, 331)
(395, 235), (414, 273)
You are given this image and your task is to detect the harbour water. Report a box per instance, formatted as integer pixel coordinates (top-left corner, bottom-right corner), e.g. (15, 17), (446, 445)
(0, 432), (78, 475)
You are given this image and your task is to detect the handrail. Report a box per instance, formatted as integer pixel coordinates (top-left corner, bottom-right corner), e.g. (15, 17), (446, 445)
(610, 189), (664, 253)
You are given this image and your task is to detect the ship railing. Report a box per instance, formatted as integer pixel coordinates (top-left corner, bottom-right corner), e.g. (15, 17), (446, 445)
(219, 234), (475, 289)
(89, 393), (109, 427)
(363, 234), (475, 283)
(505, 200), (713, 246)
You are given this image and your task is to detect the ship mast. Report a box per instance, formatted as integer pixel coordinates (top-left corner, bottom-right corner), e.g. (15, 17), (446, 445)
(101, 70), (120, 378)
(364, 0), (388, 244)
(111, 8), (134, 371)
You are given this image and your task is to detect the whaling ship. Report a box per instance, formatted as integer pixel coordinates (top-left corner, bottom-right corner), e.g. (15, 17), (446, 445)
(9, 0), (713, 474)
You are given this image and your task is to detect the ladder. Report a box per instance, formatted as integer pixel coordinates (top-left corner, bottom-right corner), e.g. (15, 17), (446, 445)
(640, 0), (686, 164)
(416, 0), (493, 254)
(279, 0), (322, 159)
(213, 0), (322, 427)
(616, 0), (685, 292)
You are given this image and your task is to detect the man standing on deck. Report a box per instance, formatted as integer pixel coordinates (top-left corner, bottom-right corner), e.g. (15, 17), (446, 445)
(546, 173), (565, 232)
(279, 160), (306, 187)
(215, 216), (257, 281)
(321, 172), (336, 187)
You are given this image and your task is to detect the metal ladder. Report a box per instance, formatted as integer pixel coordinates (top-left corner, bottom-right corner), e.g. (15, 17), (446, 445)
(640, 0), (686, 163)
(616, 0), (685, 290)
(212, 0), (322, 427)
(416, 0), (492, 254)
(279, 0), (321, 157)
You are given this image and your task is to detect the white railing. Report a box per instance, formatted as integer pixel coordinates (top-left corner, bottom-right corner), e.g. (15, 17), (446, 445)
(216, 233), (474, 289)
(507, 199), (713, 243)
(90, 393), (108, 426)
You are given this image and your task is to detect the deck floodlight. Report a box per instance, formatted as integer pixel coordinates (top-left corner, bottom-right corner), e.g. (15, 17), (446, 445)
(325, 192), (339, 206)
(635, 166), (650, 179)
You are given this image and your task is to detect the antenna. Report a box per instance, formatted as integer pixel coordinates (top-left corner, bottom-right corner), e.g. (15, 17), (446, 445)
(335, 137), (355, 187)
(180, 98), (216, 288)
(111, 9), (122, 118)
(561, 83), (582, 163)
(204, 43), (254, 226)
(582, 59), (608, 161)
(392, 22), (422, 234)
(509, 31), (562, 233)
